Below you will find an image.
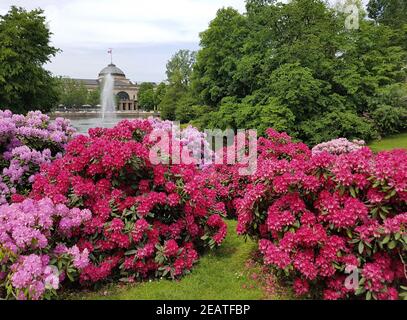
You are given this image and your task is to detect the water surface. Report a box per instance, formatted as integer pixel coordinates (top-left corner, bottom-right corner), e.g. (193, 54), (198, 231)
(50, 112), (158, 134)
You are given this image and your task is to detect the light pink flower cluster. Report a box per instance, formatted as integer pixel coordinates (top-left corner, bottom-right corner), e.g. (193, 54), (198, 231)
(148, 117), (215, 168)
(312, 138), (365, 155)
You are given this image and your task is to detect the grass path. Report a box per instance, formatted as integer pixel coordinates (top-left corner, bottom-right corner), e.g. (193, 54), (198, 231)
(369, 132), (407, 152)
(72, 220), (276, 300)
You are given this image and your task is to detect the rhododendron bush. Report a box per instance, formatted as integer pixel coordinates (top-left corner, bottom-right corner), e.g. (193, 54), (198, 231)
(202, 130), (309, 217)
(0, 198), (91, 300)
(235, 129), (407, 300)
(1, 110), (405, 301)
(0, 110), (76, 204)
(312, 138), (365, 155)
(30, 119), (227, 289)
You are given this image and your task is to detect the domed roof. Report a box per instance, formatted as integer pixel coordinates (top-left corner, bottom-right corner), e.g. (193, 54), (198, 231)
(98, 63), (125, 77)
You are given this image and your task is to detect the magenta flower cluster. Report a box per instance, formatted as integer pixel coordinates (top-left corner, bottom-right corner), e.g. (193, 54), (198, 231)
(229, 129), (406, 300)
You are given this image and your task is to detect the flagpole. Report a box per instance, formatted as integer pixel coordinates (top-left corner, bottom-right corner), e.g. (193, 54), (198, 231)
(108, 48), (113, 64)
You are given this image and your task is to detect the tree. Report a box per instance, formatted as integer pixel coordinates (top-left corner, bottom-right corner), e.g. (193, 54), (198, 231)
(299, 111), (378, 145)
(367, 0), (407, 28)
(159, 50), (196, 120)
(57, 78), (89, 108)
(190, 0), (407, 144)
(154, 82), (167, 106)
(159, 83), (184, 120)
(191, 8), (249, 106)
(267, 63), (329, 121)
(138, 82), (156, 111)
(0, 6), (59, 113)
(165, 50), (196, 87)
(87, 87), (101, 107)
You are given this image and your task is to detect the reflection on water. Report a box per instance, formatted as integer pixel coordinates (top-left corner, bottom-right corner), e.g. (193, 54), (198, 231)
(49, 113), (158, 134)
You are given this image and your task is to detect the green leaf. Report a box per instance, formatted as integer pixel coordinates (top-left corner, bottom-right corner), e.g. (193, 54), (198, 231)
(387, 241), (397, 250)
(358, 241), (364, 254)
(124, 250), (138, 256)
(381, 235), (391, 244)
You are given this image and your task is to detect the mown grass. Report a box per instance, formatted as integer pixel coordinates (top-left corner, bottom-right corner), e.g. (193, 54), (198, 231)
(369, 132), (407, 152)
(69, 220), (285, 300)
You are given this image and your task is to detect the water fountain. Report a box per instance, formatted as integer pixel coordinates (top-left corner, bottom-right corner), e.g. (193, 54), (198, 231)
(100, 73), (116, 127)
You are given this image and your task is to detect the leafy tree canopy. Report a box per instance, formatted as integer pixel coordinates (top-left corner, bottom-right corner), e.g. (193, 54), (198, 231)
(0, 6), (59, 113)
(187, 0), (407, 144)
(138, 82), (156, 111)
(159, 50), (196, 121)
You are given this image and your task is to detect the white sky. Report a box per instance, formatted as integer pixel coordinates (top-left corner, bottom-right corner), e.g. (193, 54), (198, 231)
(0, 0), (368, 82)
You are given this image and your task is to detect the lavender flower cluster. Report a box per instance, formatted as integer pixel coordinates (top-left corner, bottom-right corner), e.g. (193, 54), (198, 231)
(0, 110), (76, 204)
(312, 138), (366, 156)
(0, 198), (91, 300)
(148, 117), (215, 167)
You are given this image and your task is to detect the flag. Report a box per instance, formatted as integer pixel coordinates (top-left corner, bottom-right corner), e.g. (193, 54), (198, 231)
(108, 49), (112, 54)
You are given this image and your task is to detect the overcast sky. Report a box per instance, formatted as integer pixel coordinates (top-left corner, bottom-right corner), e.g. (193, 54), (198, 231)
(0, 0), (247, 82)
(0, 0), (368, 83)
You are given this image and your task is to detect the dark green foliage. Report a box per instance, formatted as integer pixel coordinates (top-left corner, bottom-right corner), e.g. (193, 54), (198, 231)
(191, 8), (249, 107)
(299, 111), (378, 145)
(371, 105), (407, 135)
(367, 0), (407, 28)
(0, 6), (59, 113)
(186, 0), (407, 145)
(194, 96), (296, 137)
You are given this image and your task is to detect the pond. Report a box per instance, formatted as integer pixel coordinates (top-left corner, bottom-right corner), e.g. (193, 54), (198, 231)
(49, 112), (159, 134)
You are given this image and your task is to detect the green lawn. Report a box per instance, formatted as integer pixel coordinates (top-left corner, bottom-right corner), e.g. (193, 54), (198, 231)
(369, 132), (407, 152)
(69, 220), (285, 300)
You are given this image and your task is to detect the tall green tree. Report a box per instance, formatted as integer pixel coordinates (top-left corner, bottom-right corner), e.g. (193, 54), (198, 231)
(87, 87), (101, 107)
(191, 8), (249, 106)
(154, 82), (167, 106)
(0, 6), (59, 113)
(138, 82), (156, 111)
(159, 50), (196, 120)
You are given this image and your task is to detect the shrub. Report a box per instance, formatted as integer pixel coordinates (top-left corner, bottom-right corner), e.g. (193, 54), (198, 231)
(235, 129), (407, 300)
(31, 119), (227, 287)
(0, 198), (91, 300)
(299, 111), (378, 145)
(371, 105), (407, 136)
(0, 110), (76, 204)
(201, 129), (310, 217)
